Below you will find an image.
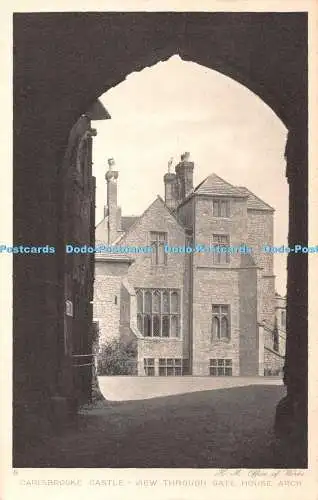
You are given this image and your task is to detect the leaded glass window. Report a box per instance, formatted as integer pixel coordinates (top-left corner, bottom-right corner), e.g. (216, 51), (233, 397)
(136, 288), (181, 338)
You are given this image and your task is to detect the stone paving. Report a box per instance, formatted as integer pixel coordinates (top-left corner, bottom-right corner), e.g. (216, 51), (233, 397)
(15, 381), (301, 468)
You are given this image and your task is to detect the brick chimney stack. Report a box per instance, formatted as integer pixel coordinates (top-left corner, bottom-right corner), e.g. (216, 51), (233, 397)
(164, 157), (178, 210)
(175, 152), (194, 201)
(105, 158), (121, 243)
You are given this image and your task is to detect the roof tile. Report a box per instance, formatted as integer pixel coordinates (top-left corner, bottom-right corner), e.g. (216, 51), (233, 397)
(194, 173), (247, 197)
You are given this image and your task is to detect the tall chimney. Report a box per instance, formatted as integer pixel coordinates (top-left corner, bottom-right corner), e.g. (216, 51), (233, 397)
(175, 152), (194, 201)
(164, 157), (178, 210)
(105, 158), (121, 243)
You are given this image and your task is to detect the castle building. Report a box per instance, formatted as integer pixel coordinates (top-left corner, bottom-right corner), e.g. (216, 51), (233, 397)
(263, 293), (286, 375)
(94, 154), (286, 376)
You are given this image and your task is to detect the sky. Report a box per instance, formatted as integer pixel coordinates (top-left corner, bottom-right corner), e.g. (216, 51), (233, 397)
(92, 55), (288, 295)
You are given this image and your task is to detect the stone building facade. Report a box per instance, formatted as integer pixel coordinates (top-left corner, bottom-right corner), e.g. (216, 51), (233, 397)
(263, 293), (286, 375)
(94, 153), (285, 376)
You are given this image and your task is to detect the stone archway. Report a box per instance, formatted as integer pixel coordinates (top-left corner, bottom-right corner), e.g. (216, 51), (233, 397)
(13, 11), (307, 463)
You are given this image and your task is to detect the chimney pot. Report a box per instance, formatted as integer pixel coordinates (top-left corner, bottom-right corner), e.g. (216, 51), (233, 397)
(175, 153), (194, 201)
(181, 152), (190, 162)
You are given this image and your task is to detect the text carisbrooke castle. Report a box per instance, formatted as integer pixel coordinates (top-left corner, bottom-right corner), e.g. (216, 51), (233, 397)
(94, 154), (285, 376)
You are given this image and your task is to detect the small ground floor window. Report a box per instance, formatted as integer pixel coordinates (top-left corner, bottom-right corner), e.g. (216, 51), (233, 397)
(159, 358), (182, 376)
(144, 358), (155, 376)
(143, 358), (189, 375)
(209, 358), (232, 376)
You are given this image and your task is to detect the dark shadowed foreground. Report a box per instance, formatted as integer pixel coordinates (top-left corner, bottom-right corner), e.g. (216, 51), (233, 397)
(15, 384), (303, 468)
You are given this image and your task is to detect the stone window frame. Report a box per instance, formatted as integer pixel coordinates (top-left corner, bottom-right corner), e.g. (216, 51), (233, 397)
(281, 309), (286, 329)
(212, 198), (231, 218)
(209, 358), (232, 376)
(149, 231), (168, 266)
(144, 358), (155, 376)
(273, 320), (280, 352)
(211, 233), (231, 265)
(211, 304), (231, 341)
(158, 358), (183, 376)
(136, 288), (181, 339)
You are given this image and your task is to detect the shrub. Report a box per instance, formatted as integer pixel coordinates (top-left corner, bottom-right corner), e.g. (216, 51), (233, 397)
(264, 367), (283, 377)
(97, 338), (137, 375)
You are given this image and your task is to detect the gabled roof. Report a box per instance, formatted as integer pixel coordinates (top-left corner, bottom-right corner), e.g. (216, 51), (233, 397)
(95, 214), (110, 245)
(94, 213), (143, 245)
(95, 173), (273, 247)
(237, 187), (274, 211)
(194, 173), (247, 198)
(121, 216), (139, 232)
(191, 173), (274, 211)
(96, 215), (107, 231)
(115, 195), (185, 245)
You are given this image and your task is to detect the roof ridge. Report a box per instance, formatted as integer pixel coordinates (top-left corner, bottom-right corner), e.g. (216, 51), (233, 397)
(114, 198), (160, 244)
(163, 200), (188, 230)
(195, 172), (238, 192)
(209, 172), (238, 189)
(194, 172), (246, 197)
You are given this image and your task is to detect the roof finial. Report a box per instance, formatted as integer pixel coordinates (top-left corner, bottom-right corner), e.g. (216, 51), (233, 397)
(108, 157), (115, 170)
(105, 158), (118, 181)
(168, 157), (173, 173)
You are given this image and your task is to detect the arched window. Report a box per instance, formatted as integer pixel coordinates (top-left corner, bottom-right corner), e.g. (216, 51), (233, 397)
(144, 291), (152, 313)
(153, 290), (160, 313)
(162, 291), (169, 313)
(281, 310), (286, 328)
(212, 316), (220, 339)
(171, 292), (179, 313)
(171, 315), (179, 337)
(136, 290), (143, 313)
(273, 320), (279, 351)
(221, 316), (229, 339)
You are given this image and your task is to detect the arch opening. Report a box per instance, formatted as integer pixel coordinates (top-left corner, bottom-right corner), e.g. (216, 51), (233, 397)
(92, 55), (288, 390)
